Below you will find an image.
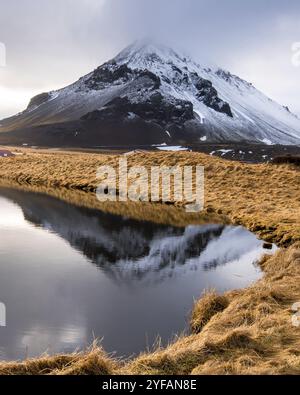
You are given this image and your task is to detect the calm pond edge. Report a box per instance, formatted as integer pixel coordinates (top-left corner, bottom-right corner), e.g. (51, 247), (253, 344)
(0, 149), (299, 374)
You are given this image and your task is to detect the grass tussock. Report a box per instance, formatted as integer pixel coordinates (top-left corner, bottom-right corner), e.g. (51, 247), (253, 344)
(0, 343), (117, 376)
(191, 291), (229, 334)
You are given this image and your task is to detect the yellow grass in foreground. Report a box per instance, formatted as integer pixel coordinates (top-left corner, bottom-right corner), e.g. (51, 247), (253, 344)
(0, 148), (299, 374)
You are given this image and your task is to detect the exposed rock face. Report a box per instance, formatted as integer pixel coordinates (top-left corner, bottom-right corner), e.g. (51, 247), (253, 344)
(81, 95), (194, 127)
(139, 70), (161, 89)
(26, 92), (50, 110)
(191, 73), (233, 117)
(84, 64), (133, 90)
(84, 64), (161, 92)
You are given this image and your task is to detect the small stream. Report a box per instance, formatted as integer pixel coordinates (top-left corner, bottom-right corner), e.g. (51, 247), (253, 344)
(0, 187), (276, 360)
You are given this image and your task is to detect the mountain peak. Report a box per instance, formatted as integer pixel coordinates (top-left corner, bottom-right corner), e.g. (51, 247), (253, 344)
(114, 39), (190, 69)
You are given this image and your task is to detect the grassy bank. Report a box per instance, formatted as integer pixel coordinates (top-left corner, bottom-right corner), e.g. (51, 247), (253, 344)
(0, 179), (227, 228)
(0, 148), (299, 374)
(0, 148), (299, 245)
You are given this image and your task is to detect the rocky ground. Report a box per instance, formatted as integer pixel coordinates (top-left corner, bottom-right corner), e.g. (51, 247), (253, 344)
(1, 141), (299, 164)
(188, 143), (300, 163)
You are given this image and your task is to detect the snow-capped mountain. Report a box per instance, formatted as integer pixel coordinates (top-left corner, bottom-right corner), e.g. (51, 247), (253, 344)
(1, 40), (300, 146)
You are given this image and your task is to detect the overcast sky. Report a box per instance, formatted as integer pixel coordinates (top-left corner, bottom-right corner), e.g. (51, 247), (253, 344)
(0, 0), (299, 119)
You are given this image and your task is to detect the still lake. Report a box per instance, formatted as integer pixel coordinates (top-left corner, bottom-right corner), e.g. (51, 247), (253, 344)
(0, 187), (274, 360)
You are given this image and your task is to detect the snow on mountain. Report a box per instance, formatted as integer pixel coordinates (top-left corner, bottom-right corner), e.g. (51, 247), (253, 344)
(1, 40), (300, 145)
(114, 41), (300, 144)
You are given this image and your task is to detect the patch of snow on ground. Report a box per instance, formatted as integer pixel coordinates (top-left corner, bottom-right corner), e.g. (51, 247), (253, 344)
(260, 138), (274, 146)
(217, 149), (233, 156)
(200, 136), (207, 142)
(127, 112), (136, 119)
(157, 146), (189, 152)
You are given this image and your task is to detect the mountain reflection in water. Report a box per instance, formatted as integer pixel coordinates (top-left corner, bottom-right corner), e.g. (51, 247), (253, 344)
(0, 187), (272, 360)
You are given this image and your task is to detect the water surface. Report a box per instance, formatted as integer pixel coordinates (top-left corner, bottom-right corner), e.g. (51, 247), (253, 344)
(0, 187), (274, 360)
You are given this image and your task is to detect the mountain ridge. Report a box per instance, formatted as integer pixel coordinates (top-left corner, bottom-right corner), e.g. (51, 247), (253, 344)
(1, 40), (300, 146)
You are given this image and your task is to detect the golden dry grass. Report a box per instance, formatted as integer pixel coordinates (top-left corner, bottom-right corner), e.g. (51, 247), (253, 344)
(0, 343), (118, 376)
(0, 148), (299, 245)
(190, 291), (229, 334)
(0, 147), (299, 375)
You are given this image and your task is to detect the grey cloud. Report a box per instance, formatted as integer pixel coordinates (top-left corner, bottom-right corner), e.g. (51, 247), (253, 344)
(0, 0), (299, 118)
